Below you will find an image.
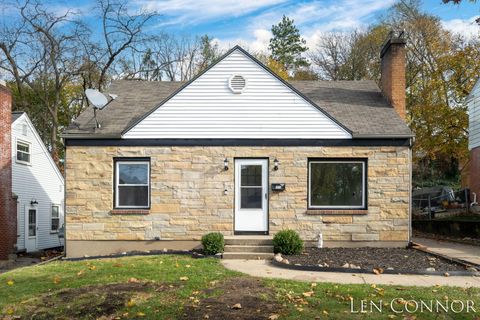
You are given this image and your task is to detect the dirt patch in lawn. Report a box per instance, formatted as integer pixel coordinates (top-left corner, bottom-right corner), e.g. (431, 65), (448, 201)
(286, 247), (468, 273)
(183, 277), (283, 320)
(15, 281), (172, 320)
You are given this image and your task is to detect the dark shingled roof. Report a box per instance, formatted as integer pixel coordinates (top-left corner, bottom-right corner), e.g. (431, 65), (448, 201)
(12, 111), (24, 122)
(64, 79), (412, 139)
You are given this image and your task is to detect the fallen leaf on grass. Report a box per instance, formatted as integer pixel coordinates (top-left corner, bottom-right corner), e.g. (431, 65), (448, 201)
(179, 276), (189, 281)
(126, 299), (136, 308)
(53, 276), (61, 284)
(302, 291), (314, 297)
(6, 280), (14, 286)
(6, 308), (14, 315)
(128, 277), (140, 283)
(88, 265), (96, 271)
(269, 315), (279, 320)
(185, 264), (191, 268)
(231, 303), (242, 309)
(76, 270), (85, 276)
(136, 312), (146, 317)
(323, 310), (329, 315)
(113, 263), (123, 267)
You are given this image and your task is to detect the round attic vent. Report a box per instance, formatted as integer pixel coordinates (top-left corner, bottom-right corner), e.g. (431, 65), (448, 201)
(228, 74), (246, 93)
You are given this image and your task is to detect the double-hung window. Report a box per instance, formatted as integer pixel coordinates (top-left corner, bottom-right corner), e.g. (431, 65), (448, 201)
(51, 205), (60, 232)
(114, 159), (150, 208)
(308, 159), (367, 209)
(16, 140), (31, 164)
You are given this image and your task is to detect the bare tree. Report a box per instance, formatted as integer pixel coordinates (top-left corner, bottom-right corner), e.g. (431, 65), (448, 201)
(82, 0), (157, 89)
(117, 34), (204, 81)
(0, 0), (88, 161)
(309, 33), (350, 80)
(309, 30), (380, 81)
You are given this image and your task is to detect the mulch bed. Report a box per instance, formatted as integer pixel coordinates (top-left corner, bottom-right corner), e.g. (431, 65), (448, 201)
(285, 247), (469, 273)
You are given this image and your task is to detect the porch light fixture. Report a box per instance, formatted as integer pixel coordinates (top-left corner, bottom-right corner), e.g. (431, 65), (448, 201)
(273, 158), (279, 171)
(224, 158), (229, 171)
(30, 199), (38, 205)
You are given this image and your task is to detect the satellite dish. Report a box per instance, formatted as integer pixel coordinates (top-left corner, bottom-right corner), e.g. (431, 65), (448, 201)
(85, 88), (118, 129)
(85, 89), (108, 109)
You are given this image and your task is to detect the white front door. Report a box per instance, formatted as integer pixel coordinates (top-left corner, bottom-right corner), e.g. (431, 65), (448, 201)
(234, 159), (268, 233)
(25, 206), (37, 252)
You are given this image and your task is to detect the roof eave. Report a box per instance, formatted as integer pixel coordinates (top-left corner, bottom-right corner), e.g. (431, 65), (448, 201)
(61, 133), (121, 139)
(352, 133), (414, 139)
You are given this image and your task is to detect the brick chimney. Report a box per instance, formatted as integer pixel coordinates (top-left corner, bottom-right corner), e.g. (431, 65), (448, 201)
(380, 31), (407, 120)
(0, 80), (17, 260)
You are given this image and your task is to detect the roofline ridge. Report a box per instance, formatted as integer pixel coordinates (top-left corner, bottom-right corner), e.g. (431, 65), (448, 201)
(121, 45), (352, 137)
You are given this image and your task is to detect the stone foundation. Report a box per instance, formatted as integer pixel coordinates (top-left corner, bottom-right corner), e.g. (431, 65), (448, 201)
(65, 145), (411, 257)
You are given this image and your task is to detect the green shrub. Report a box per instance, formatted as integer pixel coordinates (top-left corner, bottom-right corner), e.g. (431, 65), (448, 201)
(201, 232), (224, 255)
(273, 229), (304, 255)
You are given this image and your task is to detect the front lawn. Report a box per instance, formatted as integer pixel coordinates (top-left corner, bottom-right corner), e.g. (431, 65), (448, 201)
(0, 255), (479, 319)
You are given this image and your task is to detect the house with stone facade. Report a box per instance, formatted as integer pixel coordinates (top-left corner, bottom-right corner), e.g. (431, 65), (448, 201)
(63, 34), (413, 258)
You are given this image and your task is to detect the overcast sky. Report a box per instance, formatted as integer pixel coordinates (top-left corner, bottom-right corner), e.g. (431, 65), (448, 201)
(1, 0), (479, 51)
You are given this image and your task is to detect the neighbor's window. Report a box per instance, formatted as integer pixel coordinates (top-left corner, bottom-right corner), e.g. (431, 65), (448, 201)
(308, 159), (366, 209)
(115, 159), (150, 208)
(51, 205), (60, 232)
(16, 140), (31, 164)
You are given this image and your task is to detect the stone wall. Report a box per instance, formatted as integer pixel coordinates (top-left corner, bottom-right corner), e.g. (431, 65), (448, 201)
(66, 145), (410, 246)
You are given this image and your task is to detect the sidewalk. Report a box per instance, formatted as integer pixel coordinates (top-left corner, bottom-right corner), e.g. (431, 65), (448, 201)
(222, 260), (480, 288)
(413, 237), (480, 266)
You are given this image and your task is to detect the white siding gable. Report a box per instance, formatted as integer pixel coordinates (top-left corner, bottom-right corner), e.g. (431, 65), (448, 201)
(468, 78), (480, 150)
(11, 114), (64, 251)
(123, 49), (351, 139)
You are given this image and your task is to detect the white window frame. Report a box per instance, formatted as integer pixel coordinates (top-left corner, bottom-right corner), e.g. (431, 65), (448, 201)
(51, 204), (60, 232)
(115, 160), (150, 209)
(27, 207), (37, 238)
(308, 160), (366, 209)
(16, 139), (31, 165)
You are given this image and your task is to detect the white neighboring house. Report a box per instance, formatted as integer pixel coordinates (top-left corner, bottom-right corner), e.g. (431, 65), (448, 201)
(11, 111), (64, 252)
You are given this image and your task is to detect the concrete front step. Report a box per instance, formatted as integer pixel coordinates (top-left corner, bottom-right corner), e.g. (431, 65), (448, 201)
(224, 236), (273, 246)
(224, 245), (273, 253)
(222, 252), (274, 260)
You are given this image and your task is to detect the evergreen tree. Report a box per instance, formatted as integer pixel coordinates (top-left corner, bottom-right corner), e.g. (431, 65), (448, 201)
(197, 35), (221, 72)
(269, 15), (309, 71)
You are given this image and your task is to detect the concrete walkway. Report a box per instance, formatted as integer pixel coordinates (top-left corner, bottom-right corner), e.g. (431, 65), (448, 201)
(222, 260), (480, 288)
(413, 237), (480, 266)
